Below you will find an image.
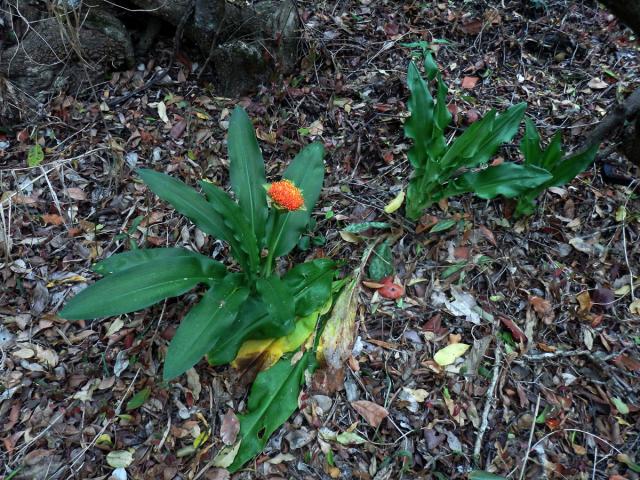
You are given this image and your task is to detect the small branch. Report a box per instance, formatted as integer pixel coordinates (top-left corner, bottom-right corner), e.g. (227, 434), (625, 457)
(520, 394), (541, 480)
(473, 342), (502, 460)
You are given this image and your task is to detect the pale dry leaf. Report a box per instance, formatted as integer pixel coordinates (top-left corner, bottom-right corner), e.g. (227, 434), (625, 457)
(587, 77), (608, 89)
(433, 343), (470, 366)
(351, 400), (388, 428)
(157, 101), (169, 123)
(220, 409), (240, 445)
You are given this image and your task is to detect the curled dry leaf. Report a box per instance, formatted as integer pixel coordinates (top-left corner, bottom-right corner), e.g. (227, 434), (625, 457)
(220, 409), (240, 445)
(351, 400), (388, 428)
(529, 296), (555, 324)
(500, 316), (528, 343)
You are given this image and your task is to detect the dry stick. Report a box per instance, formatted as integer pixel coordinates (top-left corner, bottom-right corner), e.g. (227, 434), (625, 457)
(519, 394), (541, 480)
(473, 343), (502, 460)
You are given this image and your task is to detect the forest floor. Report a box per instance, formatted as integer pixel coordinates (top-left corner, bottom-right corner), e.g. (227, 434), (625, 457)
(1, 0), (640, 479)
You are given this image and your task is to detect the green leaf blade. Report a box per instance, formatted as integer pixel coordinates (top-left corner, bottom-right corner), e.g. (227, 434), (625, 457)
(283, 258), (336, 316)
(228, 107), (268, 244)
(137, 169), (235, 245)
(92, 247), (225, 277)
(267, 142), (325, 258)
(256, 275), (295, 331)
(27, 144), (44, 167)
(453, 163), (553, 199)
(199, 181), (260, 275)
(163, 274), (249, 380)
(60, 257), (217, 320)
(520, 118), (543, 165)
(229, 352), (314, 472)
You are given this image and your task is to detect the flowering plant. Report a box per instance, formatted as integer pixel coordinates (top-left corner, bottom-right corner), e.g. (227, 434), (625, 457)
(60, 105), (334, 379)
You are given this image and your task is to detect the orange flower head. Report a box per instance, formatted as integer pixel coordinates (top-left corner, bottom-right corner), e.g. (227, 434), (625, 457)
(267, 180), (305, 211)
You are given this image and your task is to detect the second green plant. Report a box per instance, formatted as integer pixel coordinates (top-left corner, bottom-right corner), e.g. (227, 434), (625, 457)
(404, 60), (553, 220)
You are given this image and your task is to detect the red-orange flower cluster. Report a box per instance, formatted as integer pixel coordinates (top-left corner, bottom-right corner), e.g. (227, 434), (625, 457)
(267, 180), (305, 211)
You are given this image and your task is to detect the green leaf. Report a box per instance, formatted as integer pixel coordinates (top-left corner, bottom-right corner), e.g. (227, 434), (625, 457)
(405, 61), (436, 171)
(266, 142), (325, 258)
(126, 387), (151, 411)
(93, 248), (225, 277)
(27, 144), (44, 167)
(137, 169), (247, 266)
(342, 222), (390, 234)
(447, 163), (552, 199)
(611, 396), (629, 415)
(473, 102), (527, 165)
(60, 257), (219, 320)
(256, 275), (295, 332)
(368, 241), (393, 281)
(520, 118), (543, 165)
(283, 258), (336, 316)
(229, 351), (315, 472)
(199, 181), (260, 276)
(228, 107), (268, 244)
(547, 144), (598, 188)
(468, 472), (507, 480)
(540, 131), (564, 171)
(430, 219), (456, 233)
(164, 274), (249, 380)
(515, 144), (598, 217)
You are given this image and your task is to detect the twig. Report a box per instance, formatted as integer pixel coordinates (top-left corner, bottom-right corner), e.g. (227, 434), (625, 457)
(520, 394), (541, 480)
(198, 3), (228, 80)
(473, 342), (502, 460)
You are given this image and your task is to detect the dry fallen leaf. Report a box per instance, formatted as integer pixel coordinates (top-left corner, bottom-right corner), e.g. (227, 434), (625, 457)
(433, 343), (470, 366)
(220, 409), (240, 445)
(529, 296), (555, 324)
(461, 76), (480, 89)
(587, 77), (609, 89)
(576, 291), (592, 314)
(351, 400), (388, 428)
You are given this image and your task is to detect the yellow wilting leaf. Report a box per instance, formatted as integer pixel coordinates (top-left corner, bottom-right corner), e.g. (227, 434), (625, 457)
(434, 343), (471, 366)
(232, 313), (319, 372)
(383, 190), (405, 214)
(318, 277), (359, 369)
(232, 297), (333, 372)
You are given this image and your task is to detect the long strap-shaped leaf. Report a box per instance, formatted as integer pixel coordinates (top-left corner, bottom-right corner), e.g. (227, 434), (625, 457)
(60, 257), (220, 320)
(199, 181), (260, 276)
(405, 61), (436, 171)
(93, 247), (225, 278)
(228, 106), (268, 244)
(442, 163), (552, 200)
(137, 169), (249, 270)
(228, 351), (314, 472)
(163, 274), (249, 380)
(266, 142), (325, 258)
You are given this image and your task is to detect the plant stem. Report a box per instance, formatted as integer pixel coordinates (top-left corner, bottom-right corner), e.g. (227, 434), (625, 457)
(263, 210), (282, 277)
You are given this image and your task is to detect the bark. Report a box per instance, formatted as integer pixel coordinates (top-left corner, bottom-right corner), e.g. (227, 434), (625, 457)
(0, 0), (298, 123)
(129, 0), (298, 95)
(0, 2), (134, 122)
